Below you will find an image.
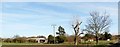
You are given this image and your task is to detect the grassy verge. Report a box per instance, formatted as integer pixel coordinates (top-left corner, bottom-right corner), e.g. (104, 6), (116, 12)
(1, 40), (117, 47)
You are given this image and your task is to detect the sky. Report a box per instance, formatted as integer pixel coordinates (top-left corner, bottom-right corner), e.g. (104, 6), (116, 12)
(1, 2), (118, 38)
(1, 0), (120, 2)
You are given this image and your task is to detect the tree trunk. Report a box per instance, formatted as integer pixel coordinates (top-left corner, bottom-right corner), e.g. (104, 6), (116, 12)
(74, 35), (78, 45)
(96, 36), (98, 44)
(96, 32), (98, 44)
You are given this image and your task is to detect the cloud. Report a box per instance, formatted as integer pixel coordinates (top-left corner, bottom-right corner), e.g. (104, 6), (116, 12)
(39, 2), (118, 16)
(1, 2), (118, 38)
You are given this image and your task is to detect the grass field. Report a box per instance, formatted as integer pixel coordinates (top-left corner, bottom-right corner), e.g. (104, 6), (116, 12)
(1, 41), (114, 45)
(2, 45), (109, 47)
(1, 40), (118, 47)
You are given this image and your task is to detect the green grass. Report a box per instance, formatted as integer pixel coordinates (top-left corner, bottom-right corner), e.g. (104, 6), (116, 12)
(79, 40), (116, 45)
(2, 42), (41, 45)
(1, 40), (117, 45)
(2, 42), (74, 45)
(93, 45), (108, 47)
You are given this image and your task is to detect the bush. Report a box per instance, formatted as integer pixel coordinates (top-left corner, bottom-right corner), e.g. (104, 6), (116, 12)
(4, 38), (13, 43)
(13, 37), (27, 43)
(27, 39), (37, 43)
(56, 35), (67, 43)
(48, 35), (54, 44)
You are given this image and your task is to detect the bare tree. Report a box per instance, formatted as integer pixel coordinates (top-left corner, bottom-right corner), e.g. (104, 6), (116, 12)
(84, 11), (111, 44)
(72, 16), (83, 45)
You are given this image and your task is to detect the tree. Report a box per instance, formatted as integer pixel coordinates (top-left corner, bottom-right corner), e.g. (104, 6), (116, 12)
(84, 11), (111, 44)
(99, 32), (112, 40)
(56, 26), (65, 36)
(13, 37), (27, 43)
(72, 16), (83, 45)
(56, 26), (66, 43)
(4, 38), (13, 43)
(48, 35), (54, 44)
(99, 34), (104, 40)
(103, 32), (112, 40)
(13, 35), (20, 38)
(83, 34), (95, 41)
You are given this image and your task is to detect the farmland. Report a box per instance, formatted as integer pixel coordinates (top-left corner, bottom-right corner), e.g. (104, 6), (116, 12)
(1, 40), (119, 47)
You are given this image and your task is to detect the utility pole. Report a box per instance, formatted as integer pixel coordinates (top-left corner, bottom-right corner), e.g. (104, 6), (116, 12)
(51, 24), (56, 44)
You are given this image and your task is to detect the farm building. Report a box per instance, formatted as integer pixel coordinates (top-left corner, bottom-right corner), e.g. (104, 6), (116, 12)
(27, 36), (47, 43)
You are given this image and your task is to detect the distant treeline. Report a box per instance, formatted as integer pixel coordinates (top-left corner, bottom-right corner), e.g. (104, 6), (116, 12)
(3, 37), (37, 43)
(1, 34), (119, 43)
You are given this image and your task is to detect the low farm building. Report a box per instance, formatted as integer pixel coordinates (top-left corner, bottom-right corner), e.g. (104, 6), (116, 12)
(27, 36), (47, 43)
